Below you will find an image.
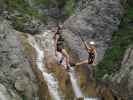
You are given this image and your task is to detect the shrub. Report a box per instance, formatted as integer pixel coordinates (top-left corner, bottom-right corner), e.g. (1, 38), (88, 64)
(64, 0), (75, 16)
(95, 2), (133, 80)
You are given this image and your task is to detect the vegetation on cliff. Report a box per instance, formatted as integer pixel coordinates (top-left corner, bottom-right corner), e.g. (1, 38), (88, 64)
(1, 0), (76, 33)
(95, 0), (133, 80)
(2, 0), (45, 32)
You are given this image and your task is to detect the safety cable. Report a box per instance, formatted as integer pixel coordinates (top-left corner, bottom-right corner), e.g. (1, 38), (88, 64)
(77, 31), (89, 52)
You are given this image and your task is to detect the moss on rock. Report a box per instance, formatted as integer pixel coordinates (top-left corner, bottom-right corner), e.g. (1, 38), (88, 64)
(95, 1), (133, 80)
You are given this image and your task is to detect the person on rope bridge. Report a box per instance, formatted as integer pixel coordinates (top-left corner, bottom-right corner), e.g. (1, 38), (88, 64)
(76, 41), (96, 66)
(53, 24), (70, 70)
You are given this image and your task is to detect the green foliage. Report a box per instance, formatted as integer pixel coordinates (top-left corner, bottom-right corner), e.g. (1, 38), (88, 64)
(4, 0), (45, 18)
(33, 0), (66, 9)
(34, 0), (75, 16)
(95, 2), (133, 80)
(4, 0), (47, 31)
(64, 0), (75, 16)
(33, 0), (52, 6)
(12, 15), (28, 31)
(22, 95), (27, 100)
(5, 0), (36, 16)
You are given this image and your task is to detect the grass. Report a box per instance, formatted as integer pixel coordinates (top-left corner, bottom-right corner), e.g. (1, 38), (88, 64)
(95, 2), (133, 80)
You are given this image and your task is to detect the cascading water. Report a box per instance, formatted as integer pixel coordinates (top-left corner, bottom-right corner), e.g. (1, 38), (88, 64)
(28, 34), (63, 100)
(56, 51), (98, 100)
(56, 51), (83, 98)
(69, 68), (98, 100)
(69, 68), (83, 98)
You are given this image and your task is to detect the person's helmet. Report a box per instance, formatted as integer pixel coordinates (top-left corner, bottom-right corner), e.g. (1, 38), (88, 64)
(89, 41), (95, 46)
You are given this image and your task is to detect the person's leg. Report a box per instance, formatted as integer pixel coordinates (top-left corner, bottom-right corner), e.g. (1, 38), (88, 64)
(76, 59), (88, 66)
(62, 49), (70, 70)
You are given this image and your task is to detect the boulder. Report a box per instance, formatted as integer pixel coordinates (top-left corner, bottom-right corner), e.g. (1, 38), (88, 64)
(63, 0), (122, 63)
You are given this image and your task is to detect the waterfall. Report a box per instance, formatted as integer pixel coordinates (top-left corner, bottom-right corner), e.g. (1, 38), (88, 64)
(84, 98), (99, 100)
(27, 30), (99, 100)
(28, 34), (62, 100)
(56, 51), (83, 98)
(69, 68), (98, 100)
(69, 68), (83, 98)
(56, 51), (98, 100)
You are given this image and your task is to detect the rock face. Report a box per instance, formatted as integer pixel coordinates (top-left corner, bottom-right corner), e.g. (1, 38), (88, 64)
(110, 45), (133, 99)
(0, 17), (39, 100)
(0, 84), (12, 100)
(63, 0), (122, 62)
(62, 0), (123, 98)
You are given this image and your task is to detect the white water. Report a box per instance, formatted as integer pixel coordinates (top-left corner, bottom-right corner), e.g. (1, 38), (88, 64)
(56, 51), (83, 98)
(69, 68), (83, 98)
(69, 68), (98, 100)
(28, 34), (62, 100)
(84, 98), (99, 100)
(56, 51), (98, 100)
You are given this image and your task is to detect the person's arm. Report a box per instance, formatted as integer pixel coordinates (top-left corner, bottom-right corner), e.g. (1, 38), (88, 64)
(84, 41), (90, 50)
(62, 49), (70, 66)
(76, 59), (88, 66)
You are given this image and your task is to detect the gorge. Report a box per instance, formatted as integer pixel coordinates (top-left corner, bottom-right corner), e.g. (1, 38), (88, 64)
(0, 0), (133, 100)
